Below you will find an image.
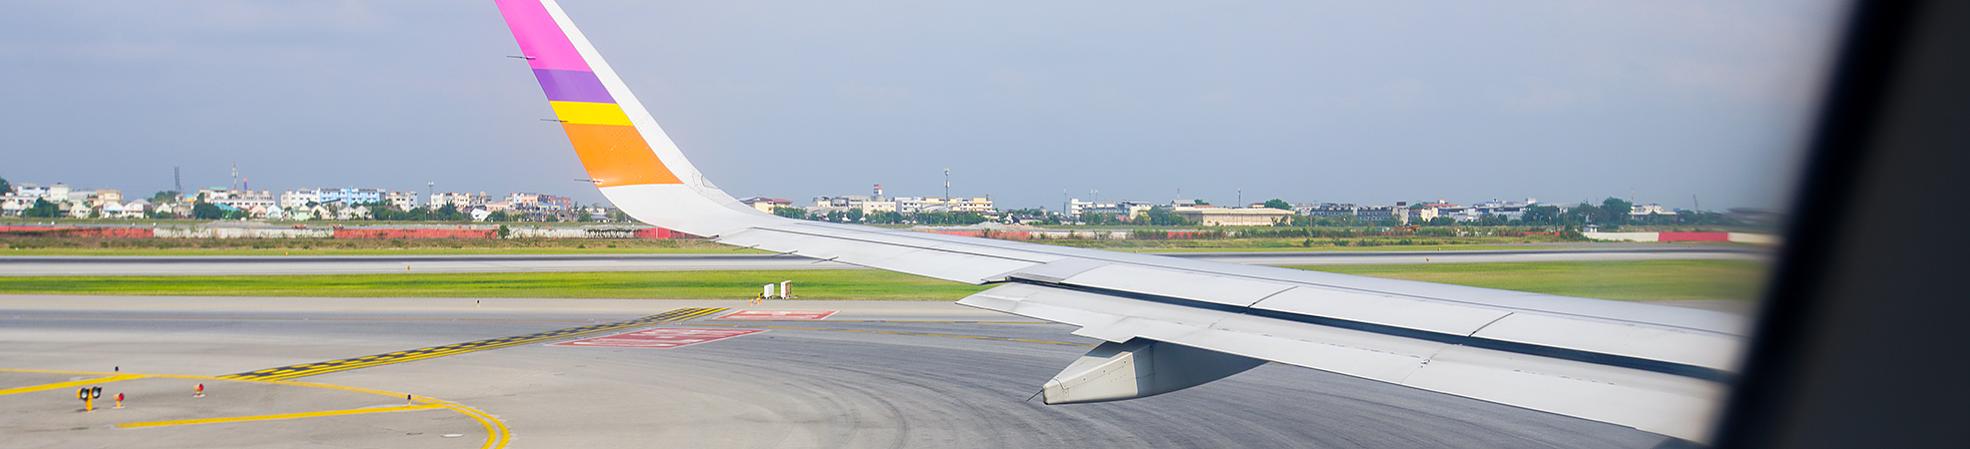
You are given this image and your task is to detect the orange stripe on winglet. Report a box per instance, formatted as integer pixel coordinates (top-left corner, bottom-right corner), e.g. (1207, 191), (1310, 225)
(560, 123), (681, 186)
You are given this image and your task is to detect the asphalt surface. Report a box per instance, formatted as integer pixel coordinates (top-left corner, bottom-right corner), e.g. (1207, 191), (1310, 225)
(0, 296), (1678, 448)
(0, 246), (1762, 276)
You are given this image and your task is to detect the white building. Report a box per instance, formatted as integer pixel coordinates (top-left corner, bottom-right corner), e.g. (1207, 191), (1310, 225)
(384, 191), (420, 211)
(11, 183), (49, 198)
(891, 196), (994, 214)
(45, 183), (70, 201)
(1631, 203), (1677, 217)
(1174, 206), (1294, 226)
(201, 188), (276, 211)
(740, 197), (792, 213)
(430, 192), (489, 210)
(1069, 199), (1153, 221)
(1467, 198), (1539, 221)
(279, 189), (321, 209)
(0, 194), (36, 216)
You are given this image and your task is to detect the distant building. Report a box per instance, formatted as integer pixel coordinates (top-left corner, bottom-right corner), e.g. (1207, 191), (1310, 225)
(315, 188), (384, 206)
(45, 183), (71, 201)
(279, 189), (320, 209)
(1629, 203), (1676, 217)
(10, 183), (50, 199)
(1069, 199), (1153, 221)
(430, 192), (490, 210)
(502, 192), (576, 221)
(0, 194), (36, 216)
(384, 191), (420, 211)
(813, 194), (991, 216)
(740, 197), (792, 213)
(1175, 206), (1293, 226)
(200, 187), (276, 212)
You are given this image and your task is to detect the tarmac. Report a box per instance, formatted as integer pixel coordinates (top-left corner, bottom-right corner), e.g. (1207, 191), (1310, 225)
(0, 295), (1682, 448)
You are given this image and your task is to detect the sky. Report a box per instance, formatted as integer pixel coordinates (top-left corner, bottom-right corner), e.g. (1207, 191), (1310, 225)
(0, 0), (1847, 211)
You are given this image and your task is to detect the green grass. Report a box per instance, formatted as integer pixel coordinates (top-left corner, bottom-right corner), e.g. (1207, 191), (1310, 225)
(0, 270), (987, 301)
(0, 259), (1763, 302)
(1289, 260), (1769, 301)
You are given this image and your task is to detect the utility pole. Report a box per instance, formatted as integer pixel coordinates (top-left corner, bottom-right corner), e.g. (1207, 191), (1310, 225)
(1238, 189), (1243, 207)
(230, 163), (239, 191)
(172, 166), (182, 194)
(942, 168), (950, 200)
(428, 181), (436, 206)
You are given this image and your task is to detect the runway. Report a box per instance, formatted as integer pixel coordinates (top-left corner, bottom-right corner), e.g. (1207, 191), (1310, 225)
(0, 246), (1761, 276)
(0, 296), (1675, 448)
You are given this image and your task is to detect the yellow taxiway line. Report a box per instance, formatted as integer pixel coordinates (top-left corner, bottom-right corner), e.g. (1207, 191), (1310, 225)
(117, 403), (447, 429)
(0, 368), (509, 449)
(224, 307), (726, 381)
(0, 374), (147, 397)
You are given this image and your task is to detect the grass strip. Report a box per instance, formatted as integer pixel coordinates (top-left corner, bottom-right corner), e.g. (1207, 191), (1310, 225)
(1289, 259), (1768, 301)
(0, 260), (1766, 302)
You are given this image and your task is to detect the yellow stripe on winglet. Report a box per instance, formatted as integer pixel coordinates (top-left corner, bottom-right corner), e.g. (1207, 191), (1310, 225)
(118, 403), (446, 429)
(549, 101), (633, 126)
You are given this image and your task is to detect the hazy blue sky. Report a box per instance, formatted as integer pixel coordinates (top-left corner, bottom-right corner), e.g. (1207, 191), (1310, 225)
(1, 0), (1845, 210)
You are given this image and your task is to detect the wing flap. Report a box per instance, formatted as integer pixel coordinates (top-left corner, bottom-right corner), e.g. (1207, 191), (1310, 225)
(960, 282), (1727, 443)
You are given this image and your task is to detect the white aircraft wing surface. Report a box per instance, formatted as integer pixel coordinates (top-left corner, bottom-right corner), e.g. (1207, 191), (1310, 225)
(492, 0), (1746, 444)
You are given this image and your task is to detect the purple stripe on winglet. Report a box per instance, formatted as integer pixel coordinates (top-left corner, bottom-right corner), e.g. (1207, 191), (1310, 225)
(534, 69), (613, 103)
(494, 0), (589, 71)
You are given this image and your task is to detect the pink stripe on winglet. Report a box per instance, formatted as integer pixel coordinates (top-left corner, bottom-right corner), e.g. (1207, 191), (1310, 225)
(494, 0), (589, 71)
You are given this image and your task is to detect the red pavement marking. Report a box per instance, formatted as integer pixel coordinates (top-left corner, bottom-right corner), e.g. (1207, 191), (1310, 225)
(716, 310), (837, 321)
(550, 328), (764, 349)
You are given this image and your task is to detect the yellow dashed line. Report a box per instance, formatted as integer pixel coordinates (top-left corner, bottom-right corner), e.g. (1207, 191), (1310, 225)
(118, 403), (446, 429)
(223, 307), (727, 381)
(0, 374), (147, 396)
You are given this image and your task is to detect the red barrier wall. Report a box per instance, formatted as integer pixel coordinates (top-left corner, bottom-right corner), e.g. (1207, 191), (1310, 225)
(922, 230), (1033, 240)
(0, 226), (154, 238)
(332, 228), (496, 239)
(1657, 232), (1731, 242)
(633, 227), (683, 239)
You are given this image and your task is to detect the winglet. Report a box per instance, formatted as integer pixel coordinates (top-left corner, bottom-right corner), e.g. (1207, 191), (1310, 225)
(493, 0), (768, 236)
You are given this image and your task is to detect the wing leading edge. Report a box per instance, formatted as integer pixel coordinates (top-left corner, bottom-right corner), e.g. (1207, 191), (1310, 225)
(492, 0), (1745, 444)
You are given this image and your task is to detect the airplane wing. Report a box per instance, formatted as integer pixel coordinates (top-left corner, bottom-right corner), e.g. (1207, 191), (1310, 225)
(492, 0), (1745, 444)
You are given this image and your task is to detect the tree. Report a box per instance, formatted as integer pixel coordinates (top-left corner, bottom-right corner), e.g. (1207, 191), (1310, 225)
(435, 204), (463, 221)
(845, 208), (864, 223)
(1262, 199), (1292, 210)
(0, 176), (10, 194)
(149, 191), (180, 204)
(23, 198), (59, 218)
(1522, 205), (1562, 225)
(1599, 197), (1634, 226)
(486, 211), (511, 222)
(1143, 206), (1192, 226)
(191, 202), (224, 220)
(771, 206), (807, 219)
